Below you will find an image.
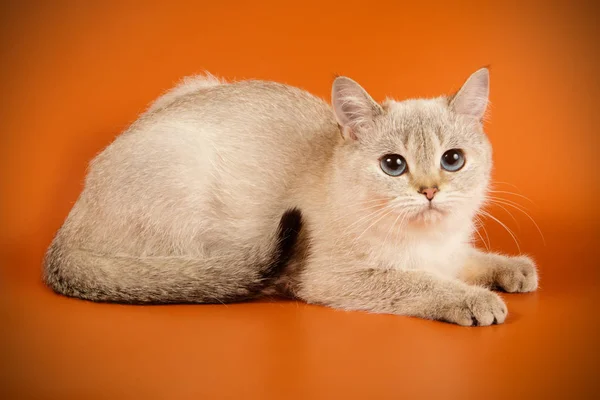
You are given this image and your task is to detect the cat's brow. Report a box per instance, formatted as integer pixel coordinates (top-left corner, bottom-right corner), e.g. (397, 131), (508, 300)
(401, 128), (410, 148)
(434, 124), (444, 143)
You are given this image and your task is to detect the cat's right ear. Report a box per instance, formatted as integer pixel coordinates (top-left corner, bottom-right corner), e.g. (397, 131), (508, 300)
(332, 77), (382, 140)
(450, 68), (490, 122)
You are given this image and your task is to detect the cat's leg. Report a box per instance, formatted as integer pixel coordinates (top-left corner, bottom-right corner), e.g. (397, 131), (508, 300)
(297, 263), (507, 326)
(458, 249), (538, 293)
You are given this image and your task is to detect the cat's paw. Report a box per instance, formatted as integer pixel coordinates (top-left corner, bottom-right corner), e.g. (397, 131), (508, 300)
(494, 255), (538, 293)
(441, 287), (507, 327)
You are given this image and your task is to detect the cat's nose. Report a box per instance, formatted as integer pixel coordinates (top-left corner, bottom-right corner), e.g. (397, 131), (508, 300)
(419, 187), (438, 201)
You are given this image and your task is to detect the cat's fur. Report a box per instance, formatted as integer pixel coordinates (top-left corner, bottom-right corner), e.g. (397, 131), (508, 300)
(44, 69), (538, 326)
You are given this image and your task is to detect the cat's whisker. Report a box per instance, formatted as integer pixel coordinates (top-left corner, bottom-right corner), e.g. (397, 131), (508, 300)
(487, 201), (520, 230)
(330, 199), (396, 223)
(379, 209), (411, 256)
(343, 198), (396, 207)
(393, 210), (411, 240)
(486, 195), (532, 210)
(333, 202), (411, 256)
(479, 224), (491, 251)
(341, 204), (393, 231)
(379, 211), (403, 259)
(477, 210), (521, 252)
(490, 181), (521, 190)
(487, 190), (535, 204)
(333, 197), (423, 230)
(390, 199), (425, 206)
(441, 194), (471, 202)
(354, 208), (396, 244)
(472, 215), (490, 251)
(382, 210), (412, 260)
(328, 201), (393, 226)
(473, 225), (489, 251)
(486, 197), (546, 245)
(346, 206), (393, 253)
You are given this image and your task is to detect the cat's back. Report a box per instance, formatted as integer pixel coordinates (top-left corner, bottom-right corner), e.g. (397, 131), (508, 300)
(74, 76), (339, 252)
(104, 77), (340, 184)
(139, 77), (338, 146)
(123, 76), (340, 193)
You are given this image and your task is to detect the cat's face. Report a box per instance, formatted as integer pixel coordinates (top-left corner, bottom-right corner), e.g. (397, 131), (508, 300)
(332, 69), (491, 231)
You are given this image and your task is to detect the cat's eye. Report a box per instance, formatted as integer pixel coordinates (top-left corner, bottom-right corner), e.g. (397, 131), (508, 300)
(380, 154), (407, 176)
(441, 149), (466, 172)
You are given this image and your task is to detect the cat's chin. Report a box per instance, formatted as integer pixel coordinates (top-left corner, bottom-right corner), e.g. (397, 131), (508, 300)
(408, 205), (448, 226)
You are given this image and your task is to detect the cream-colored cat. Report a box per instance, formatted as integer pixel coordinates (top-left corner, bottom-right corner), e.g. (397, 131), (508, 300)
(44, 69), (538, 326)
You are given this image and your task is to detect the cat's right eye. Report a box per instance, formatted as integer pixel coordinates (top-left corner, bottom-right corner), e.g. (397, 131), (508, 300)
(380, 154), (407, 176)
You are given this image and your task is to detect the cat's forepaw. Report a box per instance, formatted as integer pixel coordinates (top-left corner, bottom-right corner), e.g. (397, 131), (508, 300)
(494, 255), (538, 293)
(441, 287), (507, 327)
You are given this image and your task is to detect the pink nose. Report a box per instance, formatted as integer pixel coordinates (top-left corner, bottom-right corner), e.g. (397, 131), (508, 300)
(420, 187), (438, 201)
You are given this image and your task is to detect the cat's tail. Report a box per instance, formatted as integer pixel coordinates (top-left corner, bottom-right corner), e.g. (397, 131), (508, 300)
(43, 209), (302, 304)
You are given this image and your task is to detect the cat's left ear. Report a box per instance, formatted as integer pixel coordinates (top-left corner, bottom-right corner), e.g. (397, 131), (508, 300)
(450, 68), (489, 121)
(332, 76), (383, 140)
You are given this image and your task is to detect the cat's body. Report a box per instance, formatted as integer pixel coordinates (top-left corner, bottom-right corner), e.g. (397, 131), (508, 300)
(44, 70), (538, 326)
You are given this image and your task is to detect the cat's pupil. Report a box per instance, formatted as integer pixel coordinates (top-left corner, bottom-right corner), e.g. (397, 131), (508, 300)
(386, 156), (402, 169)
(445, 152), (459, 164)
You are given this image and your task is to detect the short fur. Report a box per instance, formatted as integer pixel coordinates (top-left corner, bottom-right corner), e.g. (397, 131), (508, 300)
(44, 70), (538, 326)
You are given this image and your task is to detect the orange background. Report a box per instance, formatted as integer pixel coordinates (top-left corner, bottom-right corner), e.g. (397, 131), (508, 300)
(1, 1), (598, 399)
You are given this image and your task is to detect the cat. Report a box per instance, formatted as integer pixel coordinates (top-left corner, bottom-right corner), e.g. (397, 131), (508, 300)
(44, 68), (538, 326)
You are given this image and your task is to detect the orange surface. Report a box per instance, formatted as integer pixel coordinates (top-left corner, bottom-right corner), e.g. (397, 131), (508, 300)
(1, 1), (599, 399)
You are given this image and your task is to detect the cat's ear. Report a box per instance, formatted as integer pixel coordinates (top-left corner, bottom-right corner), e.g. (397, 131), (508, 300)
(332, 76), (382, 140)
(450, 68), (489, 121)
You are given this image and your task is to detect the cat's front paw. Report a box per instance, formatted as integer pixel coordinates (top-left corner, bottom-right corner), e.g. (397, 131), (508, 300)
(441, 287), (507, 327)
(494, 255), (538, 293)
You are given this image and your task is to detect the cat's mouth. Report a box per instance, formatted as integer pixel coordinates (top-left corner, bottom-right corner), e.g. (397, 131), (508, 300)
(410, 203), (447, 222)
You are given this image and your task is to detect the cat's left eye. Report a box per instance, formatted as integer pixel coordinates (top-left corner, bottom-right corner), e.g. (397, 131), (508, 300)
(441, 149), (466, 172)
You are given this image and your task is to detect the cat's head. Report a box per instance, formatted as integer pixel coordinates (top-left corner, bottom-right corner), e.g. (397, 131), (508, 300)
(331, 69), (491, 232)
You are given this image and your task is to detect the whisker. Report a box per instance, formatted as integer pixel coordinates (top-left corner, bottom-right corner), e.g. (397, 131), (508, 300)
(380, 209), (411, 254)
(477, 210), (521, 252)
(354, 207), (396, 243)
(490, 181), (521, 190)
(329, 198), (419, 226)
(346, 206), (393, 253)
(343, 198), (396, 207)
(328, 201), (392, 226)
(487, 201), (521, 230)
(472, 215), (490, 251)
(379, 211), (403, 258)
(486, 198), (546, 245)
(486, 195), (533, 210)
(478, 218), (492, 250)
(343, 196), (423, 210)
(342, 204), (392, 231)
(487, 190), (535, 204)
(473, 227), (489, 251)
